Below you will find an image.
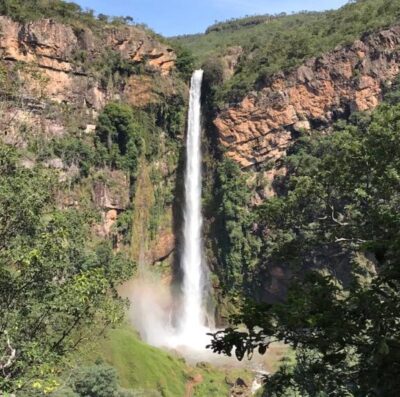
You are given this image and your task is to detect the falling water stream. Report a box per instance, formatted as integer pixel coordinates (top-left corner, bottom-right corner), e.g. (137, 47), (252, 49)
(176, 69), (208, 346)
(122, 70), (210, 351)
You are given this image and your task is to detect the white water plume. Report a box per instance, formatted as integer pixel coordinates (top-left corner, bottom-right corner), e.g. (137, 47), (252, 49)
(176, 69), (208, 346)
(125, 70), (210, 352)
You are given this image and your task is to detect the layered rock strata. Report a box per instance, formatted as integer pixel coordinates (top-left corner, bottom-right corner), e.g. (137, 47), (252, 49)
(215, 26), (400, 168)
(0, 16), (176, 109)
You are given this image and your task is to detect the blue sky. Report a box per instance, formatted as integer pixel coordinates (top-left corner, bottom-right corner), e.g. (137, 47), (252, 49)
(74, 0), (349, 36)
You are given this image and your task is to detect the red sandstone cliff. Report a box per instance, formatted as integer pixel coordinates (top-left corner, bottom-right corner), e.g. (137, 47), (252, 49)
(0, 16), (177, 110)
(215, 26), (400, 169)
(0, 16), (181, 254)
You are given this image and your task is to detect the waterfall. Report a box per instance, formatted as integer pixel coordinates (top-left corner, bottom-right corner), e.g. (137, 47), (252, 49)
(126, 70), (210, 351)
(177, 69), (208, 345)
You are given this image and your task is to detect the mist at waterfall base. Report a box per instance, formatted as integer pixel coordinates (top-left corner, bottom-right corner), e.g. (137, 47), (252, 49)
(122, 70), (212, 356)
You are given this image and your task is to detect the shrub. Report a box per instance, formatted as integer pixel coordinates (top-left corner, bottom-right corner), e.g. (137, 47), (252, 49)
(95, 102), (143, 174)
(174, 46), (195, 81)
(70, 364), (118, 397)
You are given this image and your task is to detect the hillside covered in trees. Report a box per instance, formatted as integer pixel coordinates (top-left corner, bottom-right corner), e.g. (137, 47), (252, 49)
(174, 0), (400, 104)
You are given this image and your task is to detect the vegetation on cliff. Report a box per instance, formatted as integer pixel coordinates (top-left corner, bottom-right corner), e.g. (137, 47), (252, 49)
(0, 0), (141, 30)
(175, 0), (400, 104)
(210, 158), (261, 295)
(0, 1), (189, 393)
(210, 95), (400, 396)
(0, 143), (135, 394)
(95, 102), (143, 175)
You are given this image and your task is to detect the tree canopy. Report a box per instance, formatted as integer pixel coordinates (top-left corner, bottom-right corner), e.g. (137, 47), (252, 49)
(95, 102), (144, 174)
(209, 102), (400, 396)
(0, 143), (134, 394)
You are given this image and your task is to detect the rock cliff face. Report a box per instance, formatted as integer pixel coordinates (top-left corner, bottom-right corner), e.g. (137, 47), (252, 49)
(0, 15), (182, 258)
(0, 16), (176, 110)
(215, 26), (400, 169)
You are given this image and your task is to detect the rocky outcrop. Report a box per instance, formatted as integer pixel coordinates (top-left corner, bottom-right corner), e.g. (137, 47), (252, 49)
(92, 170), (130, 211)
(105, 25), (175, 74)
(148, 229), (175, 264)
(124, 74), (183, 108)
(215, 26), (400, 168)
(0, 16), (176, 109)
(0, 15), (183, 275)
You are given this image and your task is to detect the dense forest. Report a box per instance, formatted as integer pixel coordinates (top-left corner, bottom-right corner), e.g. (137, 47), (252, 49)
(211, 94), (400, 396)
(1, 0), (400, 395)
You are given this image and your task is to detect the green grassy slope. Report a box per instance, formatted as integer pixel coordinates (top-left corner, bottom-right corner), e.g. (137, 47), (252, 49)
(172, 0), (400, 104)
(193, 362), (253, 396)
(90, 327), (188, 397)
(87, 325), (254, 397)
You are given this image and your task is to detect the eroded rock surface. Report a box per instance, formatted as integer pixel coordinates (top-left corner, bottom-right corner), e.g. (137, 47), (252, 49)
(215, 26), (400, 168)
(0, 16), (176, 109)
(92, 170), (130, 211)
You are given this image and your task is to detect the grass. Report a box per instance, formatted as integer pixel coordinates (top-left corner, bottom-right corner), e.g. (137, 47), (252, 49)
(193, 362), (253, 397)
(89, 326), (189, 397)
(262, 343), (294, 374)
(83, 324), (260, 397)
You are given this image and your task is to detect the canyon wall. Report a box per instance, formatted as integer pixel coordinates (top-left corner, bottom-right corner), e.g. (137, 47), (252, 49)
(215, 26), (400, 170)
(208, 25), (400, 305)
(0, 16), (176, 109)
(0, 15), (183, 264)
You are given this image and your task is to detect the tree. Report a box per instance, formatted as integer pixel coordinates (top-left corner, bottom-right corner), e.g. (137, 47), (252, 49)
(97, 13), (109, 23)
(95, 102), (143, 173)
(71, 364), (119, 397)
(174, 46), (195, 81)
(209, 102), (400, 396)
(0, 143), (135, 394)
(202, 57), (225, 108)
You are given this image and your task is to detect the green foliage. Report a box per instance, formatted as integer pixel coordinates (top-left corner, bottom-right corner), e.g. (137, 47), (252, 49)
(52, 388), (80, 397)
(148, 166), (174, 240)
(54, 362), (140, 397)
(201, 57), (225, 109)
(34, 135), (97, 179)
(382, 73), (400, 105)
(0, 0), (99, 27)
(205, 14), (286, 34)
(70, 363), (119, 397)
(88, 327), (188, 397)
(95, 102), (143, 174)
(202, 58), (225, 89)
(174, 46), (196, 82)
(174, 0), (400, 104)
(212, 159), (261, 295)
(193, 362), (252, 397)
(0, 0), (141, 31)
(150, 93), (186, 139)
(0, 143), (135, 394)
(115, 210), (134, 245)
(209, 101), (400, 396)
(91, 49), (141, 91)
(95, 101), (182, 177)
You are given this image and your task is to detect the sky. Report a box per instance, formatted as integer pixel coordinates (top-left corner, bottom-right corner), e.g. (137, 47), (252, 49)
(74, 0), (349, 36)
